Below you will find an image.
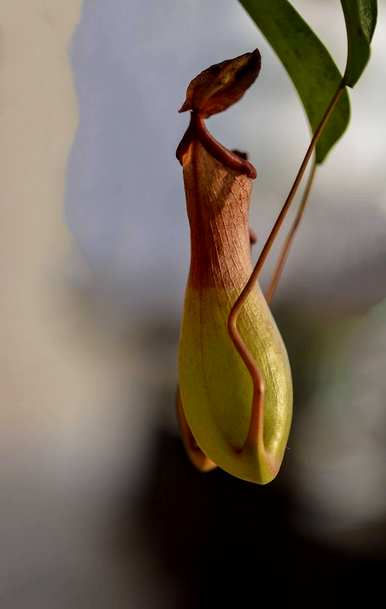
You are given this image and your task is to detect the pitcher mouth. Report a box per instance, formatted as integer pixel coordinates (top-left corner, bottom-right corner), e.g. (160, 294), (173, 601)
(176, 111), (256, 179)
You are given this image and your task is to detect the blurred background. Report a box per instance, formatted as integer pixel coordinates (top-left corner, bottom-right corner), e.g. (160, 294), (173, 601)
(0, 0), (385, 607)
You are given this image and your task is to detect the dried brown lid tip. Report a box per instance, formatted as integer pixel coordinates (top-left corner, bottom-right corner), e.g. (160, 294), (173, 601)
(179, 49), (261, 118)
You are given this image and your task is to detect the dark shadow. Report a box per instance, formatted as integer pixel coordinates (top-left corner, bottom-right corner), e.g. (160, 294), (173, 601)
(108, 310), (385, 609)
(113, 426), (384, 609)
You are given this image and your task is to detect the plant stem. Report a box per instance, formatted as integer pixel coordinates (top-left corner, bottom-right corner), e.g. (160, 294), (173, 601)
(229, 82), (344, 324)
(265, 157), (317, 305)
(227, 83), (345, 451)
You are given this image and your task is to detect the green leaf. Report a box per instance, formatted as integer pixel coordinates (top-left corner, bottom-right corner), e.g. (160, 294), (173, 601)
(341, 0), (378, 87)
(239, 0), (350, 164)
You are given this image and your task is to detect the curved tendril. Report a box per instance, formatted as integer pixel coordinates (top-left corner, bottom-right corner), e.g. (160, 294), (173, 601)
(227, 84), (345, 456)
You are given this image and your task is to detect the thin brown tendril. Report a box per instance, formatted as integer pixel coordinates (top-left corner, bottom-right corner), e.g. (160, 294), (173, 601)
(228, 83), (345, 454)
(265, 157), (317, 304)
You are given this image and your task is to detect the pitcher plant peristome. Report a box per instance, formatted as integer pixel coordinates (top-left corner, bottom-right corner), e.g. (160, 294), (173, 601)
(176, 50), (293, 484)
